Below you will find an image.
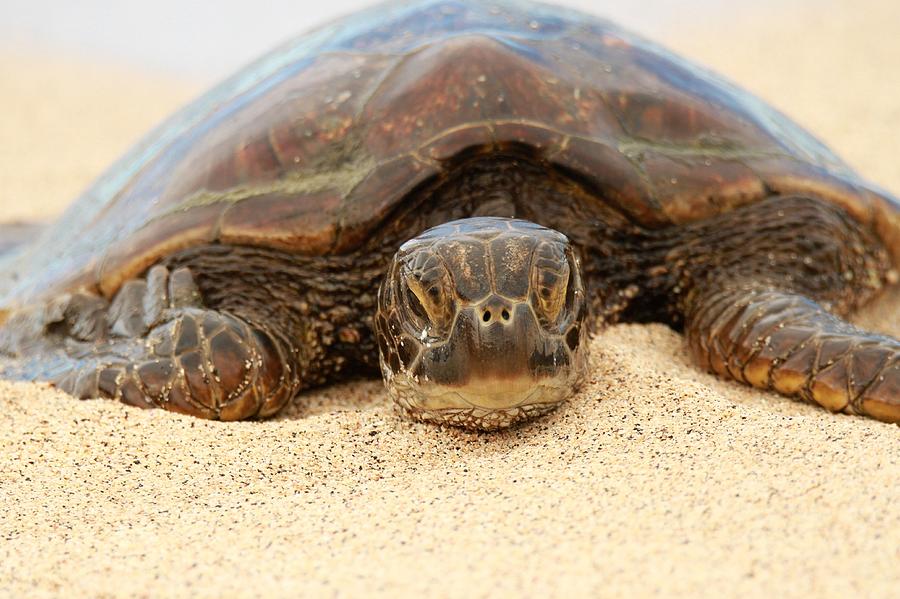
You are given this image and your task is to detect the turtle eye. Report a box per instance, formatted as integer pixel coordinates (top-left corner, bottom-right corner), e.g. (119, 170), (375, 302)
(532, 242), (571, 326)
(404, 285), (430, 322)
(401, 253), (454, 334)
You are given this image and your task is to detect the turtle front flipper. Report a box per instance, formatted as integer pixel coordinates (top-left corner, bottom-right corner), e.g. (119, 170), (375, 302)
(672, 196), (899, 423)
(685, 286), (899, 422)
(57, 308), (298, 420)
(2, 266), (299, 420)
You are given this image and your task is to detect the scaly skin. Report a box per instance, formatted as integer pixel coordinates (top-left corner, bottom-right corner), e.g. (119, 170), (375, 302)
(0, 156), (896, 427)
(20, 265), (299, 420)
(374, 218), (588, 430)
(686, 287), (899, 421)
(674, 196), (899, 422)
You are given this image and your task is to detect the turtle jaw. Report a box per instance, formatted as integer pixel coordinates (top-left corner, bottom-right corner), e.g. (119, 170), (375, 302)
(406, 302), (582, 422)
(379, 301), (586, 430)
(384, 366), (577, 431)
(381, 301), (586, 431)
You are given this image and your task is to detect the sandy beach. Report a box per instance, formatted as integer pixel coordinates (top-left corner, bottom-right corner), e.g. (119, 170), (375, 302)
(1, 1), (898, 597)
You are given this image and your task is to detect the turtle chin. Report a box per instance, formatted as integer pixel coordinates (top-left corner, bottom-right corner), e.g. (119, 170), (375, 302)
(390, 378), (571, 431)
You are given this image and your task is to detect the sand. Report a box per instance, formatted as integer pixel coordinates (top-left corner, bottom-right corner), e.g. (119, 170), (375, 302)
(1, 2), (899, 597)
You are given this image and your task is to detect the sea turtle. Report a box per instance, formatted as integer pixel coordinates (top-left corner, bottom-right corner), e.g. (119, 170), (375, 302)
(0, 0), (898, 429)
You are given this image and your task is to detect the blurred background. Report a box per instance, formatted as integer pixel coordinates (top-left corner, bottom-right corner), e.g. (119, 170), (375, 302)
(1, 0), (785, 83)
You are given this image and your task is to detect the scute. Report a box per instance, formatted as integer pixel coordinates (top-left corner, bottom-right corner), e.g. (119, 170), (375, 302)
(1, 0), (898, 310)
(434, 239), (491, 304)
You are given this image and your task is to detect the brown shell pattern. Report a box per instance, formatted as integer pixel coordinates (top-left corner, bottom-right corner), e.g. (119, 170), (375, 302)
(1, 0), (898, 309)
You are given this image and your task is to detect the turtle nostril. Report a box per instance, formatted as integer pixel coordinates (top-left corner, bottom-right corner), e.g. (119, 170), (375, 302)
(481, 306), (512, 324)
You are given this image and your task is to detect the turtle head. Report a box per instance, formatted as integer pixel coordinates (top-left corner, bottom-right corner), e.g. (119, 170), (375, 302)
(375, 217), (588, 430)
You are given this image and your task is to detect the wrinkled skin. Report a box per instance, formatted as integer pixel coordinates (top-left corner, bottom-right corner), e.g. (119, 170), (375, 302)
(0, 0), (898, 428)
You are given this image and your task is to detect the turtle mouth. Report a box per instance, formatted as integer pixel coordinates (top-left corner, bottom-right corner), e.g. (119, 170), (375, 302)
(379, 302), (586, 430)
(406, 371), (569, 411)
(383, 367), (574, 431)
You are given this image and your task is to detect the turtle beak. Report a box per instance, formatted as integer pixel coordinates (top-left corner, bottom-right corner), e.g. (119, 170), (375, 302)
(425, 297), (568, 390)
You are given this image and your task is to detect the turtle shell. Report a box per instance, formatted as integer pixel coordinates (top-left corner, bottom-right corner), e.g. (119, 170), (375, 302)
(2, 0), (898, 308)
